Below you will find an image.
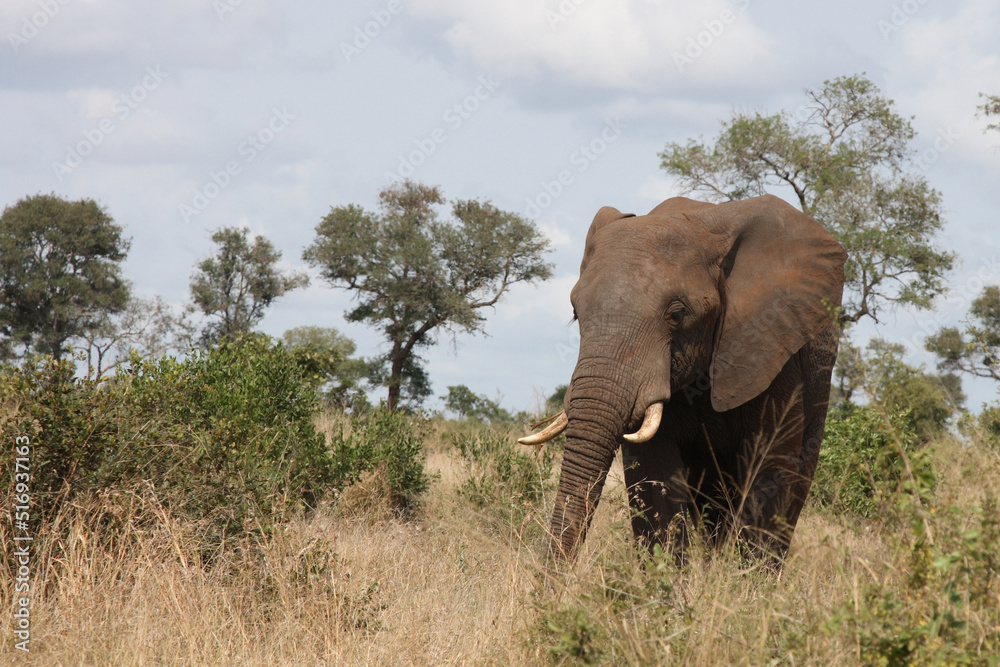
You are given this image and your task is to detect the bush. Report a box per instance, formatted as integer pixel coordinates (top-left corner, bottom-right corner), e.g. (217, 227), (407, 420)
(977, 402), (1000, 453)
(811, 405), (936, 520)
(283, 325), (372, 413)
(0, 335), (338, 549)
(453, 428), (554, 532)
(547, 384), (568, 413)
(827, 494), (1000, 664)
(328, 408), (430, 517)
(0, 357), (120, 522)
(541, 608), (608, 665)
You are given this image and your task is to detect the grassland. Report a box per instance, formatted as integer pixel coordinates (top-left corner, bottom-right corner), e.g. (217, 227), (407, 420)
(2, 412), (999, 665)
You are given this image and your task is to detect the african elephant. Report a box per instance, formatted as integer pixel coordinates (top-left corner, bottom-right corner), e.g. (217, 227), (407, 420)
(520, 195), (847, 562)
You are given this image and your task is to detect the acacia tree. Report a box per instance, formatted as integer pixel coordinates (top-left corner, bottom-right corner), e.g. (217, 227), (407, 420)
(81, 295), (195, 379)
(0, 194), (131, 360)
(441, 384), (512, 424)
(190, 227), (308, 344)
(925, 286), (1000, 385)
(304, 181), (553, 411)
(833, 338), (964, 438)
(659, 74), (954, 325)
(981, 93), (1000, 135)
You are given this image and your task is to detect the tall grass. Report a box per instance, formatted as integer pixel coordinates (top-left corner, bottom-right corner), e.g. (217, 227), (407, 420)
(2, 408), (998, 665)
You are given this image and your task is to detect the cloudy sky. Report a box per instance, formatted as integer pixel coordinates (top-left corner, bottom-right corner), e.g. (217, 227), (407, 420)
(2, 0), (998, 412)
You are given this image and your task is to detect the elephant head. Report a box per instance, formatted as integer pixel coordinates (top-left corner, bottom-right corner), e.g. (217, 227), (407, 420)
(521, 195), (846, 560)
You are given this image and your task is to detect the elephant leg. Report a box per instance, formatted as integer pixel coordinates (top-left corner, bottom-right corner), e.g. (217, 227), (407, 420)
(622, 439), (692, 557)
(788, 328), (840, 530)
(735, 389), (808, 560)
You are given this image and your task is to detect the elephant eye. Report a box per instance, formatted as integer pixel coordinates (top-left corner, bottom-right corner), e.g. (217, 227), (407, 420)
(667, 306), (685, 325)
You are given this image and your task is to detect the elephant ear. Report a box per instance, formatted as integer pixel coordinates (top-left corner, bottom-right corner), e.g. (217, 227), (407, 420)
(690, 195), (847, 412)
(581, 206), (635, 272)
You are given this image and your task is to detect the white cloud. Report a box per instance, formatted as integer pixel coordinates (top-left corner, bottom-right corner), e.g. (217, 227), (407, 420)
(635, 175), (685, 208)
(410, 0), (781, 94)
(3, 0), (287, 75)
(890, 0), (1000, 167)
(3, 0), (998, 413)
(494, 274), (576, 323)
(539, 220), (573, 246)
(67, 87), (119, 118)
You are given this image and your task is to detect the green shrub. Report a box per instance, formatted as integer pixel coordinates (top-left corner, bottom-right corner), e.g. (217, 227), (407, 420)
(0, 357), (120, 523)
(121, 336), (337, 541)
(453, 428), (555, 532)
(978, 402), (1000, 453)
(811, 405), (936, 520)
(532, 542), (693, 665)
(328, 408), (430, 516)
(542, 608), (607, 665)
(1, 335), (337, 549)
(827, 495), (1000, 664)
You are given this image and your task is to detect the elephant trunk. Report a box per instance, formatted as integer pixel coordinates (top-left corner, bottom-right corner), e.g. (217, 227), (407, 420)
(547, 370), (635, 560)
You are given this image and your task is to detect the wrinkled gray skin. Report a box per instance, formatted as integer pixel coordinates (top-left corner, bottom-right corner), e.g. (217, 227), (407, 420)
(544, 195), (847, 561)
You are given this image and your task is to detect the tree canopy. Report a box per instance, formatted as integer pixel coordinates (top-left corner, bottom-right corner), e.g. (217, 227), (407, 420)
(303, 181), (552, 411)
(833, 338), (964, 438)
(81, 294), (193, 380)
(441, 384), (512, 424)
(925, 285), (1000, 385)
(659, 74), (954, 325)
(0, 193), (131, 360)
(282, 325), (371, 412)
(981, 93), (1000, 135)
(190, 226), (308, 345)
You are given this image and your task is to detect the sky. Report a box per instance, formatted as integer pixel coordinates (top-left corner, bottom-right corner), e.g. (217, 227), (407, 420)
(1, 0), (998, 413)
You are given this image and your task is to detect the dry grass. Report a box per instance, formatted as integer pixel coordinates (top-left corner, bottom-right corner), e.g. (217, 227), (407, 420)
(3, 421), (999, 666)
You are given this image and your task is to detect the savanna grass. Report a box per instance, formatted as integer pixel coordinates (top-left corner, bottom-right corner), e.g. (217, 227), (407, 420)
(2, 405), (998, 665)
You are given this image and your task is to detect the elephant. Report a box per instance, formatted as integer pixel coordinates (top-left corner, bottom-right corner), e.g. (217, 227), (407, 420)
(519, 194), (847, 562)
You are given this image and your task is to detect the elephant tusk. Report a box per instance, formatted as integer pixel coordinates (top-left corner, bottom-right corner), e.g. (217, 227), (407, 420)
(517, 410), (568, 446)
(623, 402), (663, 444)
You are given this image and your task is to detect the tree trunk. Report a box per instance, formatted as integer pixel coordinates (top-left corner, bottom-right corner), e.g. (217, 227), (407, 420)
(386, 343), (405, 411)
